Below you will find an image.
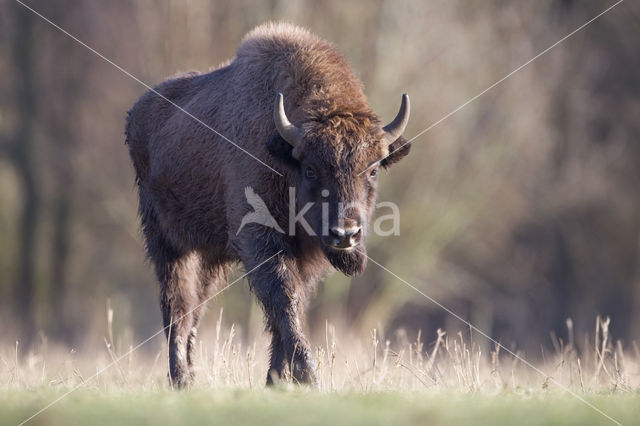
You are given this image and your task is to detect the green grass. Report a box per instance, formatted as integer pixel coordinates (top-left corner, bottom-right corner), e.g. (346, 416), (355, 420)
(2, 389), (637, 426)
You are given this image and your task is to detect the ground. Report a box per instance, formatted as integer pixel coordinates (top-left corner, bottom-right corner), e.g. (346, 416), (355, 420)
(2, 389), (637, 426)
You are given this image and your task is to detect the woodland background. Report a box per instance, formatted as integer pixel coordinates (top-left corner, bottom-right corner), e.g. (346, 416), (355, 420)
(1, 0), (639, 357)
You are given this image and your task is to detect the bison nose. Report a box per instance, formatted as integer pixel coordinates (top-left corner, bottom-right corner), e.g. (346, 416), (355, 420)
(327, 225), (362, 249)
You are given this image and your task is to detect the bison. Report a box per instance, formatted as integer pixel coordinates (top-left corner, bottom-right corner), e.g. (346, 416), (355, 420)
(125, 22), (411, 387)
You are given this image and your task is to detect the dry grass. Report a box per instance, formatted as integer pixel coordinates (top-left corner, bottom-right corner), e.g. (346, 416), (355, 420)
(2, 314), (640, 426)
(1, 312), (638, 396)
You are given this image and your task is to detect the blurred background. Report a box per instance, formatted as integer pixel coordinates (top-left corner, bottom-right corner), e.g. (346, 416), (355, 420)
(0, 0), (639, 357)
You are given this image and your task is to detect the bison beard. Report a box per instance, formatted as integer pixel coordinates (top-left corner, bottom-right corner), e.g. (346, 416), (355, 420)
(125, 22), (410, 388)
(324, 245), (367, 277)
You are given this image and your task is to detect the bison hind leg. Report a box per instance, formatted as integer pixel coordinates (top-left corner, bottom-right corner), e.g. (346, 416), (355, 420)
(142, 209), (201, 388)
(158, 251), (202, 389)
(186, 258), (230, 370)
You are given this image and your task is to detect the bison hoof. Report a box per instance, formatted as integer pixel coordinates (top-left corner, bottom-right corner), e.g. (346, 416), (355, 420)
(167, 370), (194, 389)
(265, 365), (319, 388)
(266, 369), (283, 387)
(291, 362), (319, 388)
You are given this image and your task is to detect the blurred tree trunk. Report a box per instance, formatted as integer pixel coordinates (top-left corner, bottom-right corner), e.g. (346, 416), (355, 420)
(358, 0), (384, 89)
(632, 231), (640, 339)
(45, 2), (85, 344)
(342, 0), (385, 326)
(49, 186), (72, 341)
(48, 86), (76, 343)
(11, 3), (40, 344)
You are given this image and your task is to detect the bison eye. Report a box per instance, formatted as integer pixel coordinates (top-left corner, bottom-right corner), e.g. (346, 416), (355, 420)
(369, 167), (378, 178)
(305, 166), (317, 180)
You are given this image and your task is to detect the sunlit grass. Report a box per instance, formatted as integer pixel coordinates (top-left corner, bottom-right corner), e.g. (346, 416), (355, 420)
(1, 314), (638, 425)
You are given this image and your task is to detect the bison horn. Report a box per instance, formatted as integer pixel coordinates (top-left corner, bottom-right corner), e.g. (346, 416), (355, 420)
(274, 93), (303, 147)
(382, 94), (410, 145)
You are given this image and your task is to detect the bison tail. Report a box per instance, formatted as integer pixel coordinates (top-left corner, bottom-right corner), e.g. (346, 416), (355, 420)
(124, 106), (150, 185)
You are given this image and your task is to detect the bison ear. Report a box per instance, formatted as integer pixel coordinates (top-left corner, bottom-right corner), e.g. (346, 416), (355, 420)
(381, 136), (411, 170)
(267, 133), (299, 167)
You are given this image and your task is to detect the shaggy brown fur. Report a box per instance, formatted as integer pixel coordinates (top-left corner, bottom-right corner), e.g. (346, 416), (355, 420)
(125, 22), (410, 387)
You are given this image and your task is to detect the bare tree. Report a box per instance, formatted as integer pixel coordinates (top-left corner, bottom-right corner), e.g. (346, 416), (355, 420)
(11, 2), (40, 343)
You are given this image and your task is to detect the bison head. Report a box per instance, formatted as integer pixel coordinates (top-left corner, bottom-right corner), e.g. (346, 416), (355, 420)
(268, 93), (411, 276)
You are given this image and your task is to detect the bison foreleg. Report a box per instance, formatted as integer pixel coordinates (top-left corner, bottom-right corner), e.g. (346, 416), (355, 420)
(264, 304), (317, 386)
(246, 254), (318, 387)
(265, 325), (286, 385)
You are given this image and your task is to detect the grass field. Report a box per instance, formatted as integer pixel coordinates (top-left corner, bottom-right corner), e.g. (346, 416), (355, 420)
(2, 315), (638, 425)
(2, 389), (639, 426)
